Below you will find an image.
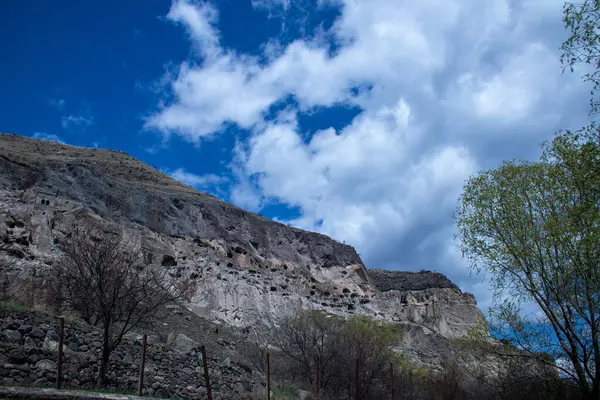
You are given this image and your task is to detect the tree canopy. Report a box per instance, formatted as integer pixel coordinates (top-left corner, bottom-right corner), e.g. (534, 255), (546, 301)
(455, 129), (600, 398)
(562, 0), (600, 115)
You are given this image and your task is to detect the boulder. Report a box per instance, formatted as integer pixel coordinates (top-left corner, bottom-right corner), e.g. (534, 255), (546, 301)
(2, 329), (22, 342)
(173, 333), (199, 355)
(7, 348), (27, 364)
(35, 359), (56, 371)
(23, 337), (37, 349)
(27, 354), (39, 364)
(122, 353), (133, 364)
(29, 327), (46, 339)
(42, 336), (59, 352)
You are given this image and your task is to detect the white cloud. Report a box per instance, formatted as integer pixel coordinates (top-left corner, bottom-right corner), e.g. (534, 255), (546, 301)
(61, 115), (94, 129)
(146, 0), (467, 138)
(147, 0), (582, 140)
(238, 99), (476, 261)
(145, 57), (280, 141)
(165, 0), (220, 60)
(146, 0), (591, 311)
(32, 132), (65, 143)
(251, 0), (291, 11)
(446, 43), (562, 122)
(166, 168), (228, 188)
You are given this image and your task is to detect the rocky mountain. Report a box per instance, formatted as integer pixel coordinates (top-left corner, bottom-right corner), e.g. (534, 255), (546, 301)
(0, 132), (487, 370)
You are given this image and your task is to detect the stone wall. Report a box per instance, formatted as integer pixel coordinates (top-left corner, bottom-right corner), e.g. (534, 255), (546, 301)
(0, 308), (262, 399)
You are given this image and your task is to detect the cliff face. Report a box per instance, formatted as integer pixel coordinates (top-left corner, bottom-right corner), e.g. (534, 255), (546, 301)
(0, 133), (486, 354)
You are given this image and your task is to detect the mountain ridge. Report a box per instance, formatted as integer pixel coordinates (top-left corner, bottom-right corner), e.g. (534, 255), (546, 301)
(0, 133), (471, 294)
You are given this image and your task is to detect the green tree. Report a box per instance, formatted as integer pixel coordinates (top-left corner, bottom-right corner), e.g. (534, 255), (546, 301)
(268, 310), (405, 399)
(455, 129), (600, 399)
(562, 0), (600, 115)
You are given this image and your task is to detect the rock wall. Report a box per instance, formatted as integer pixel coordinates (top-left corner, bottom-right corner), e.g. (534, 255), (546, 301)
(0, 308), (262, 400)
(0, 201), (484, 340)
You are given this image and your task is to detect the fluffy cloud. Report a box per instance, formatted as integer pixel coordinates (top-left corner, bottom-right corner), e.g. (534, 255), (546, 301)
(238, 100), (475, 257)
(165, 0), (220, 60)
(145, 0), (279, 141)
(146, 0), (591, 311)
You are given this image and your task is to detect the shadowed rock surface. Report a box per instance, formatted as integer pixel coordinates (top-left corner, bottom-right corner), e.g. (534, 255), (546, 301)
(368, 269), (460, 292)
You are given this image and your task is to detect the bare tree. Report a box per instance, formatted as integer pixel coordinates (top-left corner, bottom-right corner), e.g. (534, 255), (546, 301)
(49, 219), (196, 386)
(273, 309), (342, 393)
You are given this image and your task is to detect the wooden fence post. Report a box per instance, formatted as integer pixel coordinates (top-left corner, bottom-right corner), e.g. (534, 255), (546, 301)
(315, 365), (319, 400)
(266, 352), (271, 400)
(56, 317), (64, 390)
(137, 334), (147, 396)
(201, 345), (213, 400)
(390, 362), (395, 400)
(354, 358), (360, 400)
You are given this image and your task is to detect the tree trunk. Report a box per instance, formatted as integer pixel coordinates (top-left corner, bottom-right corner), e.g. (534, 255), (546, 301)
(97, 322), (111, 387)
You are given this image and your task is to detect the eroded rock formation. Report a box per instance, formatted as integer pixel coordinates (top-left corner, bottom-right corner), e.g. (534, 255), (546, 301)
(0, 133), (487, 371)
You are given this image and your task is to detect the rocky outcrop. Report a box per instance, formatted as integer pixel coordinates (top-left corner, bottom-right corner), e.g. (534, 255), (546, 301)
(369, 269), (459, 292)
(369, 269), (481, 338)
(0, 133), (488, 368)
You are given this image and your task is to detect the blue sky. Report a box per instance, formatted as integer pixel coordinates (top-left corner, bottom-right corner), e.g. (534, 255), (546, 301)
(0, 0), (593, 311)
